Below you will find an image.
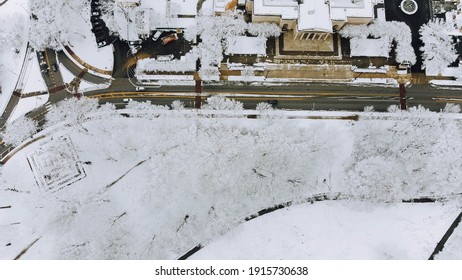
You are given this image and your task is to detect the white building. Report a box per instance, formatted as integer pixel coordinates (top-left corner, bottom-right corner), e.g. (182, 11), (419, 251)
(248, 0), (376, 39)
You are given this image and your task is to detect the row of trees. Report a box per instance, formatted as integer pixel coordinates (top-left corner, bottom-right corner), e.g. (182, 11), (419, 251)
(340, 21), (416, 65)
(341, 18), (459, 76)
(0, 96), (277, 146)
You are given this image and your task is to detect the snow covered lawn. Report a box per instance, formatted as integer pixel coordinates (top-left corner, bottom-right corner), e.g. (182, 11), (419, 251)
(191, 201), (460, 260)
(1, 105), (461, 259)
(8, 95), (48, 122)
(0, 0), (29, 114)
(66, 3), (113, 72)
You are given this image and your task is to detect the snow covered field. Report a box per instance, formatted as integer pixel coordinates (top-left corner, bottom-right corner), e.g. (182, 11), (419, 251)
(0, 0), (29, 115)
(67, 3), (113, 72)
(1, 104), (461, 260)
(8, 95), (48, 122)
(191, 201), (460, 260)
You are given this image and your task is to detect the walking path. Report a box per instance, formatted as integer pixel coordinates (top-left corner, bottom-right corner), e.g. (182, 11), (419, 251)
(428, 211), (462, 260)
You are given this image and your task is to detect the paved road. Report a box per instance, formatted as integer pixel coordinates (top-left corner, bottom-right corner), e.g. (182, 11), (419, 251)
(82, 82), (461, 112)
(90, 82), (460, 109)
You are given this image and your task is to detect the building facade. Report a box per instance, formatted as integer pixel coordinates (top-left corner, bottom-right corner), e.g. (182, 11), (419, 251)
(247, 0), (376, 40)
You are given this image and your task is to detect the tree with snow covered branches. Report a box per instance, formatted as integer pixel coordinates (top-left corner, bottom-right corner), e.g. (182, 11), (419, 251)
(247, 22), (281, 37)
(202, 95), (243, 111)
(28, 0), (87, 50)
(0, 13), (28, 52)
(46, 97), (99, 129)
(1, 116), (38, 146)
(340, 21), (416, 65)
(419, 19), (458, 75)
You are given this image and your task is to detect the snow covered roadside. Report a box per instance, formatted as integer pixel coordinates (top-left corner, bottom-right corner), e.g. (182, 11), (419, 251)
(0, 0), (29, 115)
(1, 104), (461, 260)
(21, 53), (48, 94)
(349, 78), (398, 87)
(190, 201), (460, 260)
(66, 3), (113, 73)
(8, 95), (48, 122)
(430, 80), (462, 88)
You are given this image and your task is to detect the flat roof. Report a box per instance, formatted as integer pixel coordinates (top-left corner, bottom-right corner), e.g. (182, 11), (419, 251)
(253, 0), (299, 20)
(298, 0), (332, 33)
(330, 0), (374, 20)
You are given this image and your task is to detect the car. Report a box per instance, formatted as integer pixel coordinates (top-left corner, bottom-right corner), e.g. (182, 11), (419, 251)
(92, 25), (105, 32)
(50, 63), (58, 72)
(90, 16), (101, 23)
(95, 30), (108, 39)
(92, 20), (105, 28)
(135, 86), (145, 91)
(91, 11), (101, 16)
(97, 41), (107, 47)
(157, 54), (174, 61)
(152, 30), (163, 41)
(40, 63), (48, 74)
(161, 33), (178, 45)
(129, 40), (142, 46)
(96, 36), (107, 43)
(266, 100), (278, 106)
(37, 51), (45, 60)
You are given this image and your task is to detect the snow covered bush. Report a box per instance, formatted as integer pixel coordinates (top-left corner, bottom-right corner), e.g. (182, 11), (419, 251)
(202, 95), (243, 111)
(171, 100), (185, 110)
(46, 97), (99, 128)
(419, 19), (458, 75)
(387, 105), (400, 113)
(125, 100), (170, 118)
(442, 103), (461, 113)
(247, 22), (281, 37)
(256, 102), (273, 111)
(1, 116), (38, 146)
(363, 106), (374, 112)
(340, 21), (416, 65)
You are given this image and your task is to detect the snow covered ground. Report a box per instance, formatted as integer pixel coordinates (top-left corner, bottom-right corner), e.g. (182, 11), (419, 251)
(191, 201), (460, 260)
(8, 95), (48, 122)
(1, 105), (461, 260)
(0, 0), (29, 115)
(66, 3), (113, 72)
(21, 53), (48, 94)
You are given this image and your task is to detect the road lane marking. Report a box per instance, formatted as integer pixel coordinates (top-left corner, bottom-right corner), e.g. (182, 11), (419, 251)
(89, 91), (399, 99)
(44, 50), (57, 85)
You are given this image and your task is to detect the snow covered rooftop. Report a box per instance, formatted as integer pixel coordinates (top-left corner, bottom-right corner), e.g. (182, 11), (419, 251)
(253, 0), (299, 20)
(226, 36), (267, 55)
(298, 0), (332, 33)
(330, 0), (374, 21)
(350, 37), (390, 57)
